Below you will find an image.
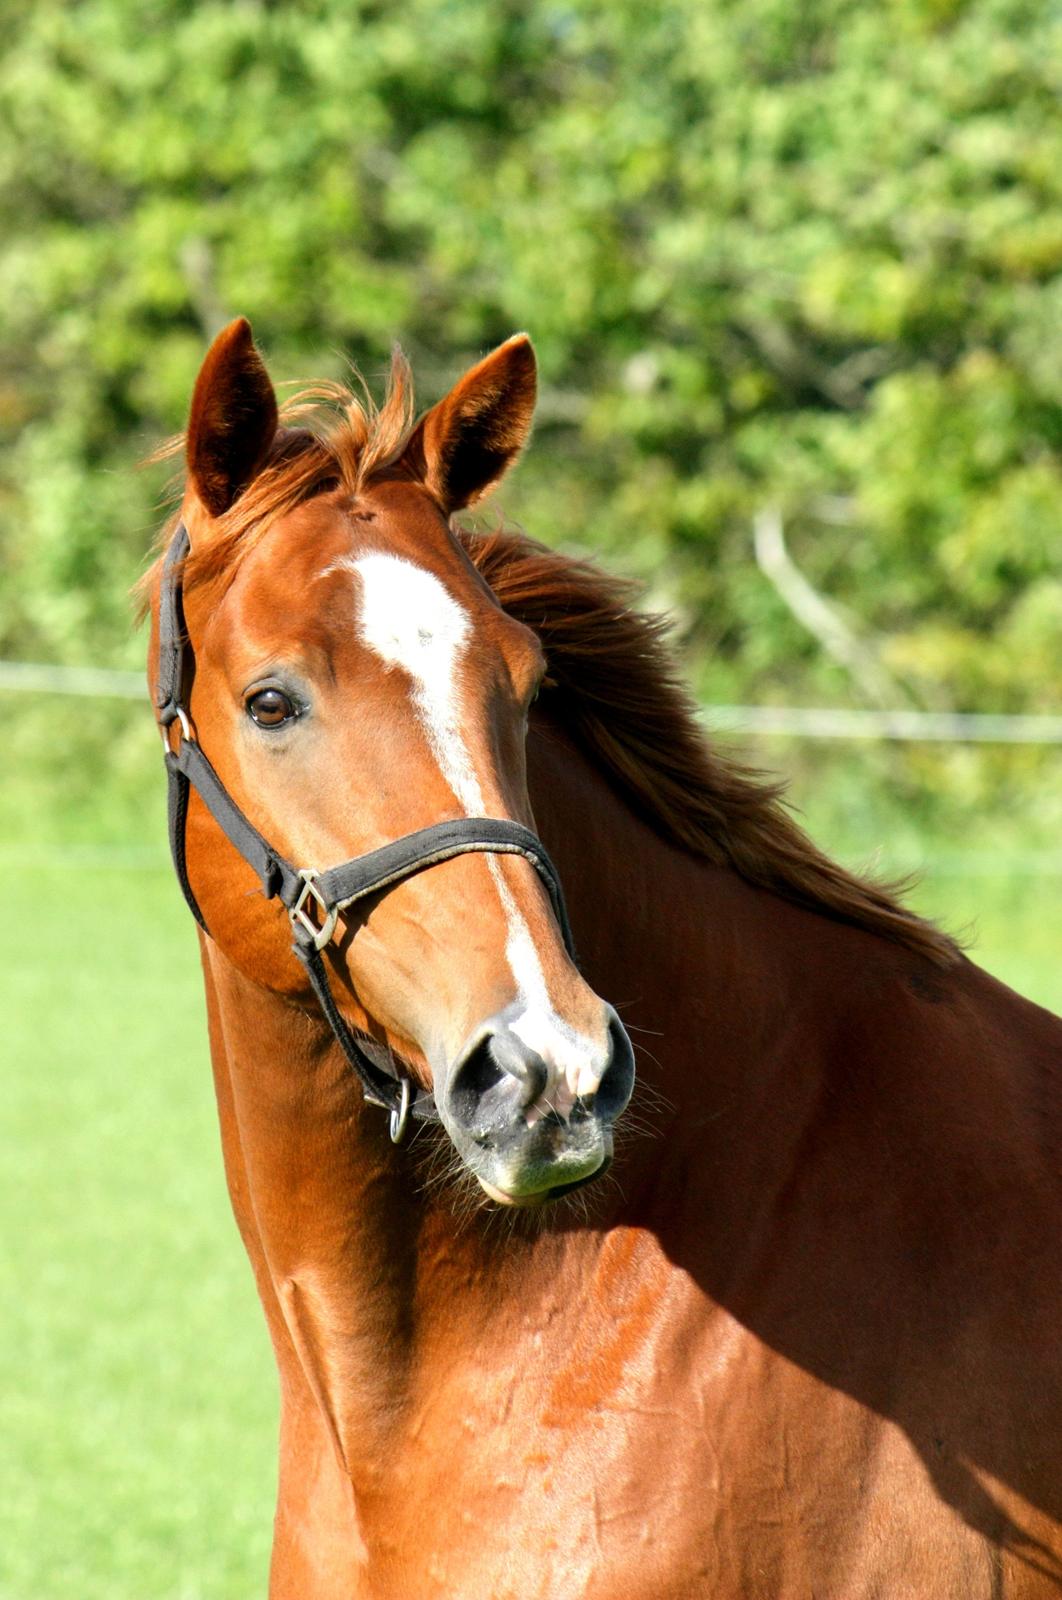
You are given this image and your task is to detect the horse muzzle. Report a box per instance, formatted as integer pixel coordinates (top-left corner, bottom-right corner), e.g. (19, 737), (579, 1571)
(439, 1005), (635, 1204)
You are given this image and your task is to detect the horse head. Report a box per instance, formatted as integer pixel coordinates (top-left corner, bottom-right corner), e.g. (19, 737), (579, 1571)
(150, 318), (634, 1206)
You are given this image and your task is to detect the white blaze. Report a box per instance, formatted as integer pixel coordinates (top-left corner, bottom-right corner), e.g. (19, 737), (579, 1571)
(341, 552), (603, 1107)
(351, 553), (480, 811)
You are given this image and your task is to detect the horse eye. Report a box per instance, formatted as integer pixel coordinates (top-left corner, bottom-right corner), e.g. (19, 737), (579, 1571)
(246, 688), (297, 727)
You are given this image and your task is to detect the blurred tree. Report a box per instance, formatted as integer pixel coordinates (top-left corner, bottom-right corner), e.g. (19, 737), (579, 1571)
(1, 0), (1059, 719)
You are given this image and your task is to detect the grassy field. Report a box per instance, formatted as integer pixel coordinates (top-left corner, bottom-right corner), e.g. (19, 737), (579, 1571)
(0, 860), (276, 1600)
(2, 711), (1061, 1599)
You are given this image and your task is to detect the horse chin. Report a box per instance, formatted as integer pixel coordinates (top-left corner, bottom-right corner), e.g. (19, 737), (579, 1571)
(466, 1137), (614, 1208)
(476, 1177), (552, 1208)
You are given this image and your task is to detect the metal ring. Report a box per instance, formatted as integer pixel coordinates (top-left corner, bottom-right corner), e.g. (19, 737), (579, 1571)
(389, 1077), (412, 1144)
(160, 706), (193, 755)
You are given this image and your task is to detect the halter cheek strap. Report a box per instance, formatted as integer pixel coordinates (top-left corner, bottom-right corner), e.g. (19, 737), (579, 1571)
(156, 523), (575, 1142)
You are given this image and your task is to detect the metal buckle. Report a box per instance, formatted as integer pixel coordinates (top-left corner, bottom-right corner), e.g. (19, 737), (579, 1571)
(160, 705), (192, 755)
(389, 1077), (412, 1144)
(289, 869), (339, 951)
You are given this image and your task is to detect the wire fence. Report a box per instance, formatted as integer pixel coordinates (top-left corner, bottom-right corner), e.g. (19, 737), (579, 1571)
(0, 660), (146, 698)
(4, 659), (1062, 898)
(4, 658), (1062, 744)
(703, 706), (1062, 744)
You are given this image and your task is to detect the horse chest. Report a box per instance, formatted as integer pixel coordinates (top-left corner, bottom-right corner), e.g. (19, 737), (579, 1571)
(286, 1290), (1048, 1600)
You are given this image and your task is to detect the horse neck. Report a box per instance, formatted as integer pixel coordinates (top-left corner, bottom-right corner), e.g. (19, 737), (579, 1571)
(198, 711), (850, 1477)
(524, 714), (866, 1241)
(199, 937), (433, 1475)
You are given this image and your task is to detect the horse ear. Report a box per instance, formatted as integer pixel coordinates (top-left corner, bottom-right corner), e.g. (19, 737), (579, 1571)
(406, 334), (537, 512)
(186, 318), (278, 518)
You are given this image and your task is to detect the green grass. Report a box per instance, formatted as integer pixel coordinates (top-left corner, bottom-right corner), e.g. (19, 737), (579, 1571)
(908, 856), (1062, 1011)
(2, 706), (1060, 1597)
(0, 861), (275, 1600)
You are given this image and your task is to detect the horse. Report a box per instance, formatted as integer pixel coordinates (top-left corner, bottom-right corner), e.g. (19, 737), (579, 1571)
(143, 318), (1062, 1598)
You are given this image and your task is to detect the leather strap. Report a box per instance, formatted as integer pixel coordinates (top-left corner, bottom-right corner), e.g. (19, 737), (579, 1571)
(315, 818), (573, 953)
(164, 728), (443, 1126)
(156, 522), (191, 725)
(165, 753), (207, 932)
(292, 938), (440, 1126)
(167, 738), (302, 906)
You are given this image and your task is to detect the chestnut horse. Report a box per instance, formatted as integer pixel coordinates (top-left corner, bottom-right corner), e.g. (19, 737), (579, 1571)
(145, 320), (1062, 1598)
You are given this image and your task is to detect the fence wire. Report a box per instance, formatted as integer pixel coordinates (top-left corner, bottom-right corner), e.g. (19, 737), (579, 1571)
(4, 659), (1062, 744)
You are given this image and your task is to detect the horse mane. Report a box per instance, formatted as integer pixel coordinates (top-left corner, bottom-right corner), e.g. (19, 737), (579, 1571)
(140, 358), (957, 967)
(459, 526), (958, 967)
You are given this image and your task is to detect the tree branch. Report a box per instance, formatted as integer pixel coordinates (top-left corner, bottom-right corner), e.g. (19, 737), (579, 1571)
(753, 506), (911, 709)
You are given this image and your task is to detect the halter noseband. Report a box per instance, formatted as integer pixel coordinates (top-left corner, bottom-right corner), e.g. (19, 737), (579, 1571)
(155, 522), (574, 1142)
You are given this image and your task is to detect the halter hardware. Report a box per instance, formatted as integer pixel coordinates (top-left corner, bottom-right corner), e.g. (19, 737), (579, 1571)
(154, 522), (575, 1137)
(160, 705), (192, 754)
(290, 870), (339, 952)
(389, 1076), (413, 1145)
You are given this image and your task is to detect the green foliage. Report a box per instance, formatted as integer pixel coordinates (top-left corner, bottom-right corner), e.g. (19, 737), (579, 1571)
(1, 0), (1060, 722)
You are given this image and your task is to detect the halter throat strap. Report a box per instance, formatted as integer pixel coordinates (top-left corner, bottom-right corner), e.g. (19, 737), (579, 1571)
(155, 522), (574, 1140)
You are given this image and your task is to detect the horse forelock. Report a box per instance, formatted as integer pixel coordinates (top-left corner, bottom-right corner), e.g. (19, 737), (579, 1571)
(135, 348), (418, 613)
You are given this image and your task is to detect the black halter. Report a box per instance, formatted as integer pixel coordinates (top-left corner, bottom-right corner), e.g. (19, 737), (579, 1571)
(155, 522), (575, 1142)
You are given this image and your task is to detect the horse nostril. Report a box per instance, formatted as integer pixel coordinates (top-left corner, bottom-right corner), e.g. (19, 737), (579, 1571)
(446, 1010), (635, 1137)
(589, 1013), (636, 1122)
(448, 1035), (506, 1129)
(447, 1029), (549, 1131)
(488, 1029), (548, 1107)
